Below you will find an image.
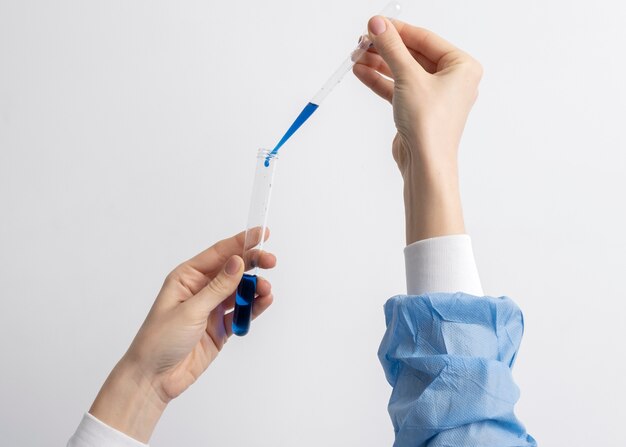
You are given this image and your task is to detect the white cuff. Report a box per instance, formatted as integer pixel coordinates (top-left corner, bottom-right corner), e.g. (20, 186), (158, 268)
(67, 413), (148, 447)
(404, 234), (484, 296)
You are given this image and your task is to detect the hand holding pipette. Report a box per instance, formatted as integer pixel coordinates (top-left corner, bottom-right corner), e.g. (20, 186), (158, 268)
(354, 16), (483, 244)
(264, 1), (402, 165)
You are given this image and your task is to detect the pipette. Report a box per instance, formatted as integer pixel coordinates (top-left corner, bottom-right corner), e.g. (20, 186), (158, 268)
(264, 0), (402, 166)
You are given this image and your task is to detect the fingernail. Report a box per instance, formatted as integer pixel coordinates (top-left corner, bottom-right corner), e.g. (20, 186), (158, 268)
(225, 256), (240, 276)
(369, 16), (386, 36)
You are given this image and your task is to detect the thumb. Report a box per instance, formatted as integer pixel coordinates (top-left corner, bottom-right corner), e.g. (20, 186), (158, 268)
(367, 16), (417, 79)
(188, 255), (244, 314)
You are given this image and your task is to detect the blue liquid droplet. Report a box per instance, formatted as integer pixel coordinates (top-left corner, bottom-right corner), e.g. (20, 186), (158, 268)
(265, 102), (319, 166)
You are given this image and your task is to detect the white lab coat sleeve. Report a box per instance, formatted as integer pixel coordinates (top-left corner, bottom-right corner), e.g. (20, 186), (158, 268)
(404, 234), (484, 296)
(67, 413), (148, 447)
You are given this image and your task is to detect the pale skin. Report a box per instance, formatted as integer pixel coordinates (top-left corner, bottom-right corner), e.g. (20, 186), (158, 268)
(90, 230), (277, 442)
(354, 16), (482, 244)
(88, 16), (482, 443)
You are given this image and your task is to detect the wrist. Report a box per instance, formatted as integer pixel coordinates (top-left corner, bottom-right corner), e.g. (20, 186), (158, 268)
(89, 357), (167, 443)
(402, 160), (465, 245)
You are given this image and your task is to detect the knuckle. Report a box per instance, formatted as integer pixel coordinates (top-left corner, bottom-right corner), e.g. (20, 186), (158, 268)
(467, 59), (484, 81)
(206, 273), (230, 296)
(164, 263), (197, 293)
(164, 267), (182, 287)
(377, 39), (406, 62)
(179, 300), (207, 327)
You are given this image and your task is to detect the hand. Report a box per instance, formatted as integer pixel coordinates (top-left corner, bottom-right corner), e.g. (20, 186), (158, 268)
(89, 229), (276, 442)
(354, 17), (483, 243)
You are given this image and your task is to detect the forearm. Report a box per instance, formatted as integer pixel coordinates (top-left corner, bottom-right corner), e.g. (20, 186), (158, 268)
(403, 160), (465, 245)
(402, 156), (483, 296)
(88, 358), (167, 444)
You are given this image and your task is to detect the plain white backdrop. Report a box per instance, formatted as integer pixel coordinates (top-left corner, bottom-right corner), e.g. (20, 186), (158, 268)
(1, 0), (625, 445)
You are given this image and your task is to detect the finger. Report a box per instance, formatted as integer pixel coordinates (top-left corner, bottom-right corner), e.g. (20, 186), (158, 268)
(223, 294), (274, 337)
(241, 226), (270, 250)
(243, 249), (277, 271)
(353, 63), (394, 103)
(185, 231), (245, 275)
(206, 301), (229, 350)
(256, 251), (277, 270)
(207, 276), (272, 313)
(408, 48), (438, 74)
(255, 276), (272, 297)
(365, 45), (437, 74)
(162, 248), (275, 303)
(185, 255), (244, 315)
(186, 228), (270, 275)
(357, 51), (393, 79)
(216, 291), (237, 312)
(395, 21), (463, 66)
(367, 16), (420, 79)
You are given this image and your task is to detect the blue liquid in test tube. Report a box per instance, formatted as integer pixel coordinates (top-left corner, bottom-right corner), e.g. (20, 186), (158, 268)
(232, 149), (278, 336)
(232, 274), (257, 336)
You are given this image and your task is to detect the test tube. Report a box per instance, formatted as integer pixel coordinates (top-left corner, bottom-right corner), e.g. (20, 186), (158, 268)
(232, 149), (278, 336)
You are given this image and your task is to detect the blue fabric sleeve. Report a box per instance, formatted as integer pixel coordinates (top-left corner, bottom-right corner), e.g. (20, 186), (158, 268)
(378, 293), (536, 447)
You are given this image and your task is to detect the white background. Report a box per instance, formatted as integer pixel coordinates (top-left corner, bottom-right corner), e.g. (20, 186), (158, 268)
(1, 0), (625, 445)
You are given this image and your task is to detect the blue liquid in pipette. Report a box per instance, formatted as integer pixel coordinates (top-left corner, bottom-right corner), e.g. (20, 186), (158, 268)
(265, 102), (319, 166)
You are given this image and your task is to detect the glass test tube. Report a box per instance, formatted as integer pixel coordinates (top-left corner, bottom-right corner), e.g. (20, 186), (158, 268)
(232, 149), (278, 336)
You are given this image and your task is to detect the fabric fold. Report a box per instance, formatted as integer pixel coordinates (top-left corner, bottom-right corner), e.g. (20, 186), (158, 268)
(379, 293), (536, 447)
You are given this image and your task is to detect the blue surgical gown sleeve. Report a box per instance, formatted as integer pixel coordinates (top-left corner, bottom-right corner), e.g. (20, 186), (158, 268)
(378, 292), (536, 447)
